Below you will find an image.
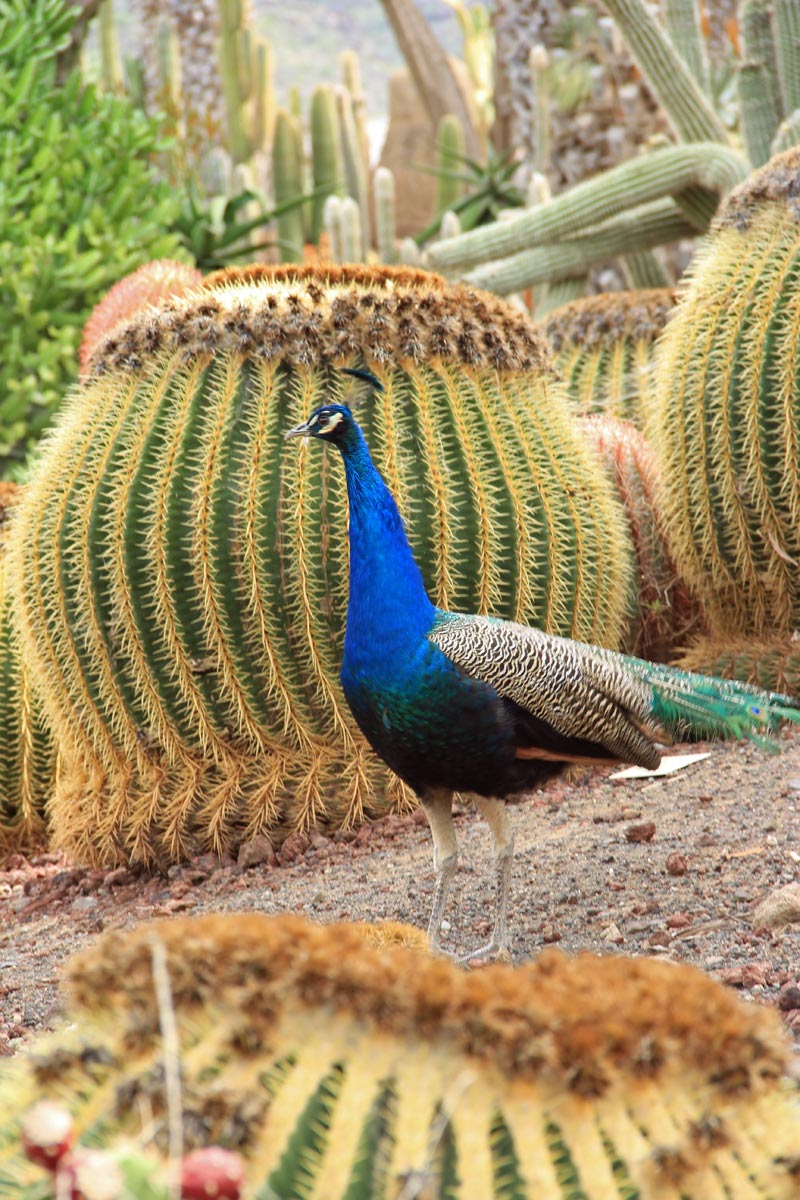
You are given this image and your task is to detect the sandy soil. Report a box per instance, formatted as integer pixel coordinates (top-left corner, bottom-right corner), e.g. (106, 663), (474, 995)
(2, 732), (800, 1057)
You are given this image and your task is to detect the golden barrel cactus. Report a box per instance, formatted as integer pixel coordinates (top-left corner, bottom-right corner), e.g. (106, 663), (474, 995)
(7, 265), (633, 867)
(650, 147), (800, 639)
(0, 913), (798, 1198)
(0, 483), (54, 855)
(538, 289), (676, 428)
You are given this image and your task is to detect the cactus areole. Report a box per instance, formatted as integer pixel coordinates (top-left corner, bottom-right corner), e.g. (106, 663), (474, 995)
(9, 265), (632, 866)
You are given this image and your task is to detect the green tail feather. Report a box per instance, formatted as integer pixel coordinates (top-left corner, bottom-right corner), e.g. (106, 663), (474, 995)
(624, 656), (800, 745)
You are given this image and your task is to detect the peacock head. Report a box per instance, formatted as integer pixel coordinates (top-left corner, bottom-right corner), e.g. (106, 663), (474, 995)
(284, 403), (355, 445)
(285, 368), (383, 446)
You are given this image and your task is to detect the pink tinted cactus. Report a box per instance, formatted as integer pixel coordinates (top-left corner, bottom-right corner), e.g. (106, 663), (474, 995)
(79, 259), (202, 376)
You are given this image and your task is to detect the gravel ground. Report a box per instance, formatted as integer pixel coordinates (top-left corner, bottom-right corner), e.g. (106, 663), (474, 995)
(2, 732), (800, 1056)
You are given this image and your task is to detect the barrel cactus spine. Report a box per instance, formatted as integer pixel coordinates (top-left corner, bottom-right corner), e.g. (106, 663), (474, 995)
(1, 913), (798, 1199)
(8, 265), (633, 867)
(0, 484), (55, 855)
(649, 146), (800, 640)
(677, 634), (800, 696)
(538, 288), (676, 428)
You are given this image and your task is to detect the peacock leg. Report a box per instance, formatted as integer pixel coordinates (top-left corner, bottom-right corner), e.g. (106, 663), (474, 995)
(460, 796), (515, 963)
(420, 788), (458, 952)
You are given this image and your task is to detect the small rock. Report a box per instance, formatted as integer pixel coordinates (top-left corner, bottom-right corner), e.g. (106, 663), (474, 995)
(786, 778), (800, 792)
(162, 895), (196, 913)
(237, 835), (277, 870)
(752, 883), (800, 930)
(741, 963), (770, 988)
(778, 983), (800, 1011)
(541, 924), (561, 943)
(278, 832), (311, 865)
(648, 930), (672, 948)
(625, 821), (656, 843)
(103, 867), (132, 887)
(718, 967), (744, 986)
(665, 853), (688, 876)
(666, 912), (692, 929)
(601, 922), (624, 944)
(71, 896), (99, 913)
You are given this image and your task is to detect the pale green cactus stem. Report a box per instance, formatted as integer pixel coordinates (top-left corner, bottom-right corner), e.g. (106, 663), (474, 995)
(218, 0), (250, 163)
(336, 87), (371, 255)
(200, 145), (233, 197)
(340, 50), (372, 200)
(339, 196), (363, 261)
(271, 108), (305, 261)
(774, 0), (800, 113)
(398, 235), (422, 265)
(323, 193), (344, 260)
(428, 143), (747, 276)
(663, 0), (710, 95)
(440, 210), (462, 240)
(529, 43), (551, 177)
(98, 0), (123, 93)
(739, 0), (783, 167)
(373, 166), (396, 264)
(601, 0), (728, 143)
(310, 85), (345, 244)
(534, 276), (587, 318)
(251, 35), (275, 153)
(771, 106), (800, 156)
(434, 112), (466, 219)
(624, 249), (670, 289)
(464, 198), (694, 295)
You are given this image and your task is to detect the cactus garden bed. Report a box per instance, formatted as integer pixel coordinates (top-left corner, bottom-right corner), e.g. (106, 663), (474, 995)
(2, 731), (799, 1060)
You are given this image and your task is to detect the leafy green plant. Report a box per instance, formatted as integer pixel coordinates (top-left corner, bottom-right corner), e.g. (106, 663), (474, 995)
(170, 176), (314, 272)
(0, 0), (184, 475)
(416, 145), (525, 244)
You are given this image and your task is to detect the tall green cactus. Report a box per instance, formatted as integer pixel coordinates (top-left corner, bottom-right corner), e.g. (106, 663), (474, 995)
(309, 85), (345, 243)
(336, 85), (371, 254)
(271, 108), (306, 261)
(738, 0), (784, 167)
(434, 112), (467, 220)
(649, 146), (800, 640)
(1, 913), (798, 1199)
(538, 288), (676, 428)
(0, 484), (54, 855)
(373, 165), (397, 264)
(7, 265), (632, 867)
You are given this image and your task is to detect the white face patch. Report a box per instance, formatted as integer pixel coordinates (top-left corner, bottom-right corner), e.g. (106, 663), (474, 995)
(318, 411), (344, 434)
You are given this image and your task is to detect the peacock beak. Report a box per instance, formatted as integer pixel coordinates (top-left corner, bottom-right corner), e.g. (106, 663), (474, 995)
(284, 420), (311, 441)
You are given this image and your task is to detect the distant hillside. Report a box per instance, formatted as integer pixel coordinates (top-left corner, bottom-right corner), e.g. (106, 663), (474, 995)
(255, 0), (462, 116)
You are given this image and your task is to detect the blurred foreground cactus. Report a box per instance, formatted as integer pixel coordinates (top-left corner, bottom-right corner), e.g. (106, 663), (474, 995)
(6, 265), (632, 867)
(649, 147), (800, 643)
(1, 913), (798, 1199)
(538, 288), (676, 428)
(0, 484), (54, 855)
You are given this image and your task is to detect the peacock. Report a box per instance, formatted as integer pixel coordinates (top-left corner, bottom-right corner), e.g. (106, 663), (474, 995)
(286, 371), (800, 960)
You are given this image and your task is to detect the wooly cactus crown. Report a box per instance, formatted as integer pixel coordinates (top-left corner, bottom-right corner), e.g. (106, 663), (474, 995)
(7, 264), (633, 867)
(0, 913), (798, 1199)
(539, 289), (676, 429)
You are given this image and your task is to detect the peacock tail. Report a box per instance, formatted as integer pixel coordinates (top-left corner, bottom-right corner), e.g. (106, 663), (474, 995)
(428, 612), (800, 761)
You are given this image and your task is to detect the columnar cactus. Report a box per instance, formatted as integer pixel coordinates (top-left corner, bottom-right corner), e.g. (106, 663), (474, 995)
(538, 288), (676, 428)
(309, 85), (344, 243)
(1, 914), (798, 1199)
(0, 484), (54, 854)
(649, 147), (800, 639)
(7, 265), (632, 867)
(579, 415), (705, 662)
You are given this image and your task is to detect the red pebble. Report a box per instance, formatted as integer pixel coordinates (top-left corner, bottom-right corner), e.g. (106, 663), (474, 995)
(181, 1147), (245, 1200)
(21, 1102), (74, 1171)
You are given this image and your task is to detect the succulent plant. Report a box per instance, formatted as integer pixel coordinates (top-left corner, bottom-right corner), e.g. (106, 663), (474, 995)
(0, 913), (798, 1199)
(538, 288), (676, 428)
(0, 483), (54, 855)
(677, 633), (800, 696)
(7, 265), (632, 867)
(648, 146), (800, 640)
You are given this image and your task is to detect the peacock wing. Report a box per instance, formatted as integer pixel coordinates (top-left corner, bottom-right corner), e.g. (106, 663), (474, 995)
(428, 614), (662, 769)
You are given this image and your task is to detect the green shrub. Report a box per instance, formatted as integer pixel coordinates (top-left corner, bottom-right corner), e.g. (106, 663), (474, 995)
(0, 0), (184, 475)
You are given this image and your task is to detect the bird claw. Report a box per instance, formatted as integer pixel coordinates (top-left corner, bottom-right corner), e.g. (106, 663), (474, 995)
(455, 941), (513, 966)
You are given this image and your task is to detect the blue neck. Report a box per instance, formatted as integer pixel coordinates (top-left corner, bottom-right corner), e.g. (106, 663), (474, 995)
(337, 424), (436, 667)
